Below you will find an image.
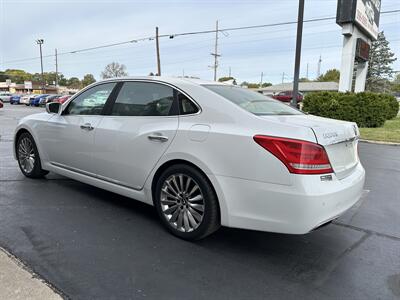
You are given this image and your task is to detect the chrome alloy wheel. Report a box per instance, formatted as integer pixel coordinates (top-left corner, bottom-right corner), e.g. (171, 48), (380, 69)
(18, 137), (36, 173)
(160, 174), (205, 232)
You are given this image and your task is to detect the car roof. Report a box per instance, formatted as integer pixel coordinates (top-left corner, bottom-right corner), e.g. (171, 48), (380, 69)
(98, 76), (228, 87)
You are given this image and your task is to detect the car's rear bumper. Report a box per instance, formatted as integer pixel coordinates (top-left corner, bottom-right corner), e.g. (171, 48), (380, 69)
(216, 163), (365, 234)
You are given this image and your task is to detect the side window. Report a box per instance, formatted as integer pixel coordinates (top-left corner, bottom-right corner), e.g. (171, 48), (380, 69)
(111, 82), (174, 116)
(65, 83), (116, 115)
(178, 92), (199, 115)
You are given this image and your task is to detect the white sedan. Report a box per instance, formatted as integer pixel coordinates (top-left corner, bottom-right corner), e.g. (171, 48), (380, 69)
(20, 94), (36, 106)
(13, 77), (365, 240)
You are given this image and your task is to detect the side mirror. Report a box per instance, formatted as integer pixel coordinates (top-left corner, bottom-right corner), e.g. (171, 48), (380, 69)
(46, 102), (61, 114)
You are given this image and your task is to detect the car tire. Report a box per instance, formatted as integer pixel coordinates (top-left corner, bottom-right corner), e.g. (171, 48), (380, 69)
(16, 132), (49, 178)
(154, 164), (220, 240)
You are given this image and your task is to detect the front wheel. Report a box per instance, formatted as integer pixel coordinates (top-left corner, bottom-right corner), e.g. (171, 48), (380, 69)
(154, 164), (220, 240)
(16, 132), (49, 178)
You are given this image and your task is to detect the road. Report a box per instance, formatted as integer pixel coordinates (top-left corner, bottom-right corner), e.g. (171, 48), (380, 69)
(0, 104), (399, 300)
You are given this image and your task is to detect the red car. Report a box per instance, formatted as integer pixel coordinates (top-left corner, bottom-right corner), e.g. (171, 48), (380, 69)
(56, 95), (71, 104)
(272, 91), (303, 103)
(0, 100), (3, 109)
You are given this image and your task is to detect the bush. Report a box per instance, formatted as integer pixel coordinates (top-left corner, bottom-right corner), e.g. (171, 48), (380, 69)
(303, 92), (399, 128)
(381, 93), (399, 120)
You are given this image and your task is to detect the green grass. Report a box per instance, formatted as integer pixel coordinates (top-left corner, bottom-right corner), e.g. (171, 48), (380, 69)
(360, 116), (400, 143)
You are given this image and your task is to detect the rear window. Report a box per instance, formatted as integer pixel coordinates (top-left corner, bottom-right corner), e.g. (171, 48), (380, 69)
(203, 85), (303, 116)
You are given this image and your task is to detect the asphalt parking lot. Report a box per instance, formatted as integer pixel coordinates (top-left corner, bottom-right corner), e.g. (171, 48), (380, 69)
(0, 104), (399, 300)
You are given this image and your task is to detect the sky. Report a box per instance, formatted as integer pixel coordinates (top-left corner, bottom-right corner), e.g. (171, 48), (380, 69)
(0, 0), (399, 84)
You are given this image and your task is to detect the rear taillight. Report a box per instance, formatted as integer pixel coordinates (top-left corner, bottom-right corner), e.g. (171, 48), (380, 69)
(253, 135), (333, 175)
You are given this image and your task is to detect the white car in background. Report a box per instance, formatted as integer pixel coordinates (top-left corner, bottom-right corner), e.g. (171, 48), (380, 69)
(13, 77), (365, 240)
(0, 92), (12, 103)
(20, 94), (36, 106)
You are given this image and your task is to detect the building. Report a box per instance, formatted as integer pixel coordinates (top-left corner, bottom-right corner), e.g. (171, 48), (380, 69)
(0, 81), (58, 94)
(256, 81), (339, 95)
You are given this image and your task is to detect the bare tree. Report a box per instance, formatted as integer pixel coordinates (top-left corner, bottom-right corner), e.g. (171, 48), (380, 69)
(101, 62), (128, 79)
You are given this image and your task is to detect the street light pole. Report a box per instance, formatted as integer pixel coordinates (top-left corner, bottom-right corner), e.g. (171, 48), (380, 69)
(55, 48), (58, 88)
(36, 39), (45, 94)
(291, 0), (305, 108)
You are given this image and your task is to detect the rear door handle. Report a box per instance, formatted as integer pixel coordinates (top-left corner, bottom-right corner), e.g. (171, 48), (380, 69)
(80, 123), (94, 131)
(148, 134), (169, 142)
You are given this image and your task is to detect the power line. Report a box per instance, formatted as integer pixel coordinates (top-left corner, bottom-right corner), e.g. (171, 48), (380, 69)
(3, 37), (400, 74)
(2, 9), (399, 66)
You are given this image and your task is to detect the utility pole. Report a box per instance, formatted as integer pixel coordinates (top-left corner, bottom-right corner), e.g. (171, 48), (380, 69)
(36, 39), (45, 94)
(55, 48), (58, 88)
(156, 27), (161, 76)
(317, 55), (322, 78)
(291, 0), (304, 108)
(282, 72), (285, 84)
(229, 66), (231, 77)
(306, 63), (309, 79)
(260, 72), (264, 88)
(211, 20), (221, 81)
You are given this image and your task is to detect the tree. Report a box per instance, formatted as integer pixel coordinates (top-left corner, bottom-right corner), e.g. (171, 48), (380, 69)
(31, 72), (58, 85)
(43, 72), (58, 85)
(366, 31), (397, 92)
(2, 69), (32, 84)
(391, 73), (400, 93)
(101, 62), (128, 79)
(240, 81), (271, 88)
(58, 74), (68, 86)
(67, 77), (81, 89)
(317, 69), (340, 82)
(81, 74), (96, 87)
(218, 76), (235, 82)
(0, 71), (8, 82)
(218, 76), (237, 85)
(299, 77), (311, 82)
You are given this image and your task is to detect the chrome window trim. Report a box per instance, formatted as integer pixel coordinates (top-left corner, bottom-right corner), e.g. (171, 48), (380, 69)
(62, 79), (202, 117)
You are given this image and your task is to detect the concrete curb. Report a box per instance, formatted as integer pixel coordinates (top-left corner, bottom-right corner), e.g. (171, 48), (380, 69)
(0, 247), (66, 299)
(359, 139), (400, 146)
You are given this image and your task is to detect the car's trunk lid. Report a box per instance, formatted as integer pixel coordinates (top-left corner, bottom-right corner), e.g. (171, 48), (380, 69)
(259, 114), (360, 179)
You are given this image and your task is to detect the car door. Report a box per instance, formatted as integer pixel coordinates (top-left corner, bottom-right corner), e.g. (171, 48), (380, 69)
(40, 82), (117, 175)
(276, 92), (286, 101)
(93, 81), (179, 190)
(283, 91), (292, 102)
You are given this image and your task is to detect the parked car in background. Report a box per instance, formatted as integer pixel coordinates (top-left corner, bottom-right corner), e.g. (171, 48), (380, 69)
(0, 92), (12, 103)
(10, 94), (23, 105)
(30, 94), (49, 107)
(42, 94), (61, 105)
(272, 91), (303, 104)
(0, 100), (3, 109)
(13, 77), (365, 240)
(20, 94), (37, 106)
(56, 95), (71, 104)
